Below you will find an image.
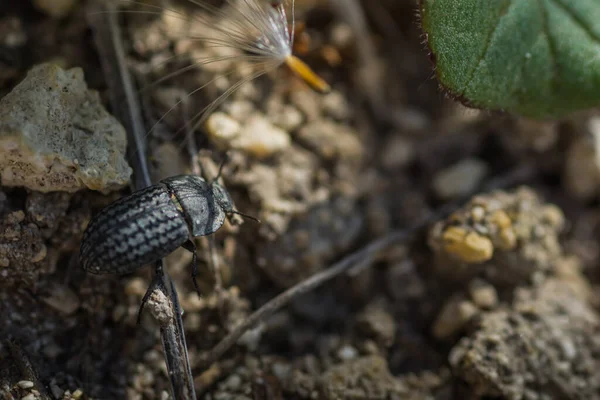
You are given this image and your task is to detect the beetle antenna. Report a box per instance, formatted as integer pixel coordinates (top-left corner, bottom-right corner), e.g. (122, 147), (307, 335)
(230, 210), (260, 223)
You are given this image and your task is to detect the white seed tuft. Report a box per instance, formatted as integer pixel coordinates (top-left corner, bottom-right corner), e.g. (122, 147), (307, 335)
(112, 0), (329, 133)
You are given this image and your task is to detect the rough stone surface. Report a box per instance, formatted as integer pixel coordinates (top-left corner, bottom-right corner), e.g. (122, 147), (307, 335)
(0, 190), (88, 287)
(319, 356), (407, 399)
(428, 187), (565, 286)
(315, 356), (449, 400)
(0, 63), (131, 192)
(449, 279), (600, 399)
(0, 209), (46, 282)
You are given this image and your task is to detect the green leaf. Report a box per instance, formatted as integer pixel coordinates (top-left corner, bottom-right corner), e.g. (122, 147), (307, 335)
(420, 0), (600, 119)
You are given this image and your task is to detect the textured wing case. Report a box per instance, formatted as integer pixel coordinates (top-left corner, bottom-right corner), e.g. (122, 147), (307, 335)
(163, 175), (227, 237)
(80, 184), (189, 274)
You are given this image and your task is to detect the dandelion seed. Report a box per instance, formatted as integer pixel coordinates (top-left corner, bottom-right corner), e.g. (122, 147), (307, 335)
(110, 0), (330, 144)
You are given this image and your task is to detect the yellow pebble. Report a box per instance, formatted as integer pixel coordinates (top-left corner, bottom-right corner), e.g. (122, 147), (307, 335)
(442, 226), (494, 263)
(489, 209), (512, 230)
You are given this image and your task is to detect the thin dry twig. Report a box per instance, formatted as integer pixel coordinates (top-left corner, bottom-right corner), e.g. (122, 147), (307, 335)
(200, 163), (537, 368)
(4, 340), (51, 400)
(87, 2), (196, 399)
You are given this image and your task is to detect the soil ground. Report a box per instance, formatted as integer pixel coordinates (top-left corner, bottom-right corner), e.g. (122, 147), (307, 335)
(1, 1), (600, 399)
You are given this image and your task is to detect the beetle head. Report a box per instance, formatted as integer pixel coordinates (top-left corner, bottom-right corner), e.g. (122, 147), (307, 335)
(210, 182), (260, 224)
(211, 182), (234, 214)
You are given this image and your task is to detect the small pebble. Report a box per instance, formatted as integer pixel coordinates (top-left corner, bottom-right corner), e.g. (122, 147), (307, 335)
(206, 112), (290, 158)
(322, 91), (350, 120)
(224, 100), (255, 121)
(380, 135), (415, 170)
(17, 381), (34, 390)
(41, 283), (80, 315)
(442, 227), (494, 263)
(564, 117), (600, 200)
(433, 159), (489, 199)
(337, 345), (359, 361)
(432, 297), (478, 339)
(223, 374), (242, 390)
(268, 104), (304, 131)
(468, 279), (498, 309)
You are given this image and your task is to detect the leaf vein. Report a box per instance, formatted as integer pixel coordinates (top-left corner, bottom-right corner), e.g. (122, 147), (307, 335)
(461, 1), (513, 97)
(550, 0), (600, 45)
(537, 0), (558, 93)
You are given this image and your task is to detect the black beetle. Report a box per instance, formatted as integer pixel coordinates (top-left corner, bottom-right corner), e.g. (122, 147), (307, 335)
(80, 165), (257, 296)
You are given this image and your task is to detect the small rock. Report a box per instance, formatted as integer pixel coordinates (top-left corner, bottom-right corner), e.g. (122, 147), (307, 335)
(432, 159), (488, 199)
(266, 103), (304, 132)
(429, 187), (565, 286)
(49, 380), (64, 398)
(356, 303), (396, 347)
(468, 279), (498, 309)
(336, 345), (358, 361)
(320, 356), (406, 399)
(0, 17), (26, 48)
(296, 119), (363, 161)
(322, 91), (351, 120)
(442, 226), (494, 263)
(432, 295), (478, 339)
(450, 278), (600, 398)
(17, 381), (34, 390)
(32, 0), (78, 18)
(330, 23), (354, 49)
(41, 283), (80, 315)
(205, 112), (290, 158)
(20, 394), (35, 400)
(290, 90), (321, 121)
(380, 134), (415, 170)
(223, 100), (255, 122)
(564, 117), (600, 200)
(0, 63), (131, 192)
(222, 374), (242, 390)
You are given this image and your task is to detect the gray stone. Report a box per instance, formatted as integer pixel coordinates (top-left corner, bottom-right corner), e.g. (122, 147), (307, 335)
(0, 63), (131, 193)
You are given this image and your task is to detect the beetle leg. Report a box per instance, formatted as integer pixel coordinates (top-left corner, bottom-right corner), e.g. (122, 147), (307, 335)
(137, 260), (166, 325)
(182, 240), (201, 297)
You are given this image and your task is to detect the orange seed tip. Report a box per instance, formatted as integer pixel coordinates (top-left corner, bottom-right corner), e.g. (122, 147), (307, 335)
(285, 55), (331, 93)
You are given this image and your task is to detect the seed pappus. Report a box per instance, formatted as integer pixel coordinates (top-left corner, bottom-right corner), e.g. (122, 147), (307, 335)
(109, 0), (330, 141)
